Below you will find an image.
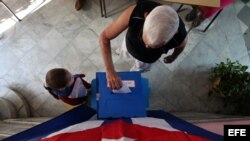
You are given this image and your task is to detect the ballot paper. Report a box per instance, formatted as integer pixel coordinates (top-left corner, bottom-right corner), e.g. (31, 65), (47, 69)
(112, 82), (132, 94)
(122, 80), (135, 87)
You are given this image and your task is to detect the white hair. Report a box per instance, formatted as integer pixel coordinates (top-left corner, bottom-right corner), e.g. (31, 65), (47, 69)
(143, 5), (179, 47)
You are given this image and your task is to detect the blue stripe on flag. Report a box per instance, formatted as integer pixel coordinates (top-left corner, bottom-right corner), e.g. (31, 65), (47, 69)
(147, 110), (223, 141)
(3, 105), (96, 141)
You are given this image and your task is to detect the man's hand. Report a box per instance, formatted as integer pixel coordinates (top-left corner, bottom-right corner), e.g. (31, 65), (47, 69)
(107, 70), (122, 90)
(163, 55), (176, 64)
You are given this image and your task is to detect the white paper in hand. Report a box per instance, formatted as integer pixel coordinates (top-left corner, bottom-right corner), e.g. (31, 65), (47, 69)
(112, 82), (131, 94)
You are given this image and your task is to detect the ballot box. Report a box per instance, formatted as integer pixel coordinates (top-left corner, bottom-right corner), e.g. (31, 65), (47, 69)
(91, 72), (150, 118)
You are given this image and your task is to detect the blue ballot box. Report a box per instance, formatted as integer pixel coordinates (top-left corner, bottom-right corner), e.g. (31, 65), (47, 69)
(91, 72), (149, 118)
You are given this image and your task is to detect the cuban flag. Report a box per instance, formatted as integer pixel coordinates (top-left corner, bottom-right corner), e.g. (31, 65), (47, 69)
(3, 105), (223, 141)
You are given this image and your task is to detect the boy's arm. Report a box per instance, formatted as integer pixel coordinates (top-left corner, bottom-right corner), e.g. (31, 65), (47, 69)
(44, 86), (59, 100)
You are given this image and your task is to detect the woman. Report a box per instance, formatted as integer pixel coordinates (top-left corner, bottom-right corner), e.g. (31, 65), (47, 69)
(99, 0), (188, 89)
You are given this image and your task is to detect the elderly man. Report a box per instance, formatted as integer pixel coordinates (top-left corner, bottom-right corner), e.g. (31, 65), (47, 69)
(99, 0), (188, 89)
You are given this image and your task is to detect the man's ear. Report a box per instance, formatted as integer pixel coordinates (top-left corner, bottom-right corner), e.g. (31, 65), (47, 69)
(144, 12), (149, 18)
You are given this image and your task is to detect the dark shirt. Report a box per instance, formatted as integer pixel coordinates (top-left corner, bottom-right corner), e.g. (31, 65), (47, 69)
(126, 0), (187, 63)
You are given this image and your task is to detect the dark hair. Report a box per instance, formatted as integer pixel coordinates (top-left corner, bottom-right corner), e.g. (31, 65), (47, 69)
(46, 68), (70, 89)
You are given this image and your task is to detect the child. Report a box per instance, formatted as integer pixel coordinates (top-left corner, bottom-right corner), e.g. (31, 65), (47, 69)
(44, 68), (91, 106)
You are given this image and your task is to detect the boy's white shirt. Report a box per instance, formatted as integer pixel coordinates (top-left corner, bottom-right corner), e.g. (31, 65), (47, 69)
(68, 78), (88, 99)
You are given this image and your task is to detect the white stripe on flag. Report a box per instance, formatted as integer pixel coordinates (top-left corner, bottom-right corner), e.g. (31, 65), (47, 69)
(102, 137), (136, 141)
(132, 117), (179, 131)
(43, 120), (103, 139)
(43, 118), (180, 139)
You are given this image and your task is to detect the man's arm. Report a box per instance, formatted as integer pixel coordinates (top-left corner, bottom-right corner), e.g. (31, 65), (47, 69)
(164, 36), (188, 63)
(99, 5), (136, 89)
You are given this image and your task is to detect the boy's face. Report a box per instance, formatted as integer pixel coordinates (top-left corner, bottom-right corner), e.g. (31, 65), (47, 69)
(58, 71), (74, 91)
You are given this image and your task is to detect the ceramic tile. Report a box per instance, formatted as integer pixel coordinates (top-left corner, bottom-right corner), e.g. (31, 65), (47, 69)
(55, 13), (84, 40)
(110, 30), (127, 50)
(236, 54), (250, 68)
(184, 30), (205, 55)
(22, 80), (50, 108)
(35, 97), (67, 117)
(218, 47), (233, 62)
(239, 19), (249, 34)
(88, 48), (107, 70)
(29, 94), (49, 113)
(0, 47), (19, 78)
(4, 61), (35, 89)
(238, 6), (250, 26)
(0, 78), (8, 87)
(38, 0), (71, 26)
(159, 51), (187, 72)
(80, 0), (101, 25)
(6, 33), (36, 59)
(188, 39), (220, 67)
(55, 44), (87, 71)
(234, 0), (245, 14)
(244, 30), (250, 49)
(228, 36), (248, 60)
(21, 45), (53, 74)
(248, 1), (250, 7)
(113, 58), (131, 72)
(0, 86), (10, 97)
(72, 27), (99, 57)
(88, 47), (119, 71)
(89, 17), (113, 35)
(202, 28), (227, 56)
(75, 59), (99, 82)
(22, 11), (53, 42)
(0, 22), (25, 46)
(142, 67), (169, 98)
(0, 98), (17, 119)
(17, 105), (29, 118)
(3, 90), (24, 111)
(39, 29), (69, 58)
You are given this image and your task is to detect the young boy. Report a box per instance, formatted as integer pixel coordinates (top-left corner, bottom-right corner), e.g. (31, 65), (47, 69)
(44, 68), (91, 106)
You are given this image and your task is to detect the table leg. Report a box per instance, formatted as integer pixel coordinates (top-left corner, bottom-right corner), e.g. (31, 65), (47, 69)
(203, 9), (223, 32)
(99, 0), (104, 17)
(1, 0), (21, 21)
(102, 0), (107, 18)
(176, 4), (184, 13)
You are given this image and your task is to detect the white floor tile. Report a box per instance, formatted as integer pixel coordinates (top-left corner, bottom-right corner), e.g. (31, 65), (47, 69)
(234, 0), (245, 14)
(239, 19), (249, 34)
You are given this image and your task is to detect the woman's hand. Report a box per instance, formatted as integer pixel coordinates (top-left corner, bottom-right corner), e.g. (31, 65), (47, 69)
(106, 69), (122, 89)
(163, 55), (176, 64)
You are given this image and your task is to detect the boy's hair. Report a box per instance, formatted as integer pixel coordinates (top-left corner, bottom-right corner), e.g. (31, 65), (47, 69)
(46, 68), (70, 89)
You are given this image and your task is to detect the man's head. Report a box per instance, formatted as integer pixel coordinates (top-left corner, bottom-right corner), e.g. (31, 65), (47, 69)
(143, 5), (179, 48)
(45, 68), (73, 90)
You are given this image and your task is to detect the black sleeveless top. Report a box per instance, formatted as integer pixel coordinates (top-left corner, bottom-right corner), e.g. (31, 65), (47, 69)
(126, 1), (187, 63)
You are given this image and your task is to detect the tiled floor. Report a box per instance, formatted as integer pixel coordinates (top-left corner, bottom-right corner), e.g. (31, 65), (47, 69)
(0, 0), (249, 117)
(235, 0), (250, 53)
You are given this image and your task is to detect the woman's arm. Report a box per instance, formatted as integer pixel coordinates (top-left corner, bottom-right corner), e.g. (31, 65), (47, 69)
(164, 36), (188, 63)
(99, 5), (136, 89)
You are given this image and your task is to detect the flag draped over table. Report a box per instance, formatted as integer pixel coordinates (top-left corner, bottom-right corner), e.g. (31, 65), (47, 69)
(3, 105), (223, 141)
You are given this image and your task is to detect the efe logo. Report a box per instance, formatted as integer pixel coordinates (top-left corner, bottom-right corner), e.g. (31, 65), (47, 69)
(228, 129), (246, 136)
(224, 125), (250, 141)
